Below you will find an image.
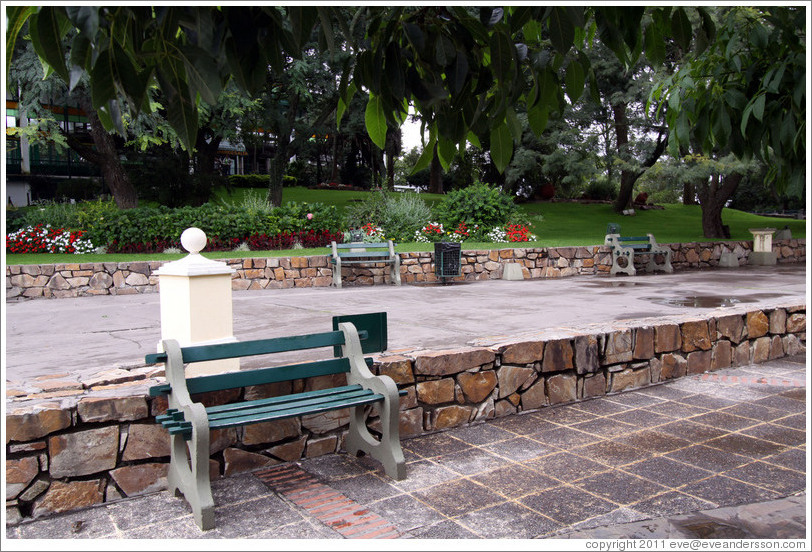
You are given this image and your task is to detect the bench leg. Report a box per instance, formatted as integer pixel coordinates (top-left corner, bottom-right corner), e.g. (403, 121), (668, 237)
(332, 260), (342, 289)
(611, 249), (636, 276)
(345, 403), (406, 480)
(391, 259), (401, 286)
(645, 250), (673, 274)
(166, 405), (215, 530)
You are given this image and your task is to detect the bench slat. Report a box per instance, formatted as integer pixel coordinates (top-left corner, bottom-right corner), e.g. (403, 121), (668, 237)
(167, 391), (384, 435)
(145, 330), (347, 365)
(148, 357), (351, 397)
(334, 242), (389, 249)
(617, 236), (650, 241)
(207, 386), (376, 424)
(206, 384), (367, 415)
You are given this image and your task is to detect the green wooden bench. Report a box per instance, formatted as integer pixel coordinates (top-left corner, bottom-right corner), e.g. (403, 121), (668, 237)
(604, 224), (673, 276)
(145, 312), (406, 530)
(330, 240), (401, 288)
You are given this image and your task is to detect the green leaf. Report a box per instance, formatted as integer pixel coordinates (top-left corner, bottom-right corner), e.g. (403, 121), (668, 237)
(337, 81), (356, 128)
(65, 6), (99, 37)
(181, 46), (223, 106)
(5, 6), (37, 81)
(437, 136), (457, 170)
(489, 119), (513, 173)
(752, 94), (766, 122)
(89, 49), (117, 110)
(670, 7), (692, 52)
(564, 59), (585, 103)
(505, 107), (522, 141)
(548, 7), (575, 54)
(365, 93), (387, 150)
(489, 30), (513, 83)
(643, 19), (666, 66)
(527, 102), (549, 135)
(31, 7), (71, 82)
(410, 134), (436, 175)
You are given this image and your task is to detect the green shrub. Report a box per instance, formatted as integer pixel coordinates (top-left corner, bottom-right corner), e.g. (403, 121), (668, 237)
(344, 189), (432, 242)
(581, 179), (617, 201)
(433, 181), (524, 239)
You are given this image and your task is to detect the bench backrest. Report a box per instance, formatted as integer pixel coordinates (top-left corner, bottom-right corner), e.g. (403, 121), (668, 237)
(334, 242), (390, 250)
(147, 312), (388, 397)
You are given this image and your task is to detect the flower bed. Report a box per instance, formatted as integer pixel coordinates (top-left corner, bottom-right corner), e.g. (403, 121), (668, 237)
(6, 225), (95, 254)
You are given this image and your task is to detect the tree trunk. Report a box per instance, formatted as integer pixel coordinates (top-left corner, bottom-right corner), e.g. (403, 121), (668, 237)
(611, 102), (633, 212)
(194, 127), (223, 175)
(697, 172), (742, 238)
(429, 142), (443, 194)
(267, 93), (300, 206)
(69, 102), (138, 209)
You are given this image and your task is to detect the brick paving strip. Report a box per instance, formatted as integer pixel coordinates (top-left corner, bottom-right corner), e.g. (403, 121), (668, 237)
(693, 373), (805, 387)
(255, 464), (401, 539)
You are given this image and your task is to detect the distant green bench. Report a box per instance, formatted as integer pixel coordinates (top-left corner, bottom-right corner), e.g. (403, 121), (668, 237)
(145, 312), (406, 531)
(605, 224), (673, 276)
(330, 240), (401, 289)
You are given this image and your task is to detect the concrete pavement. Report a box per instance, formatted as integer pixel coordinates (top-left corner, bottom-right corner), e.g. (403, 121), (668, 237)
(4, 263), (807, 383)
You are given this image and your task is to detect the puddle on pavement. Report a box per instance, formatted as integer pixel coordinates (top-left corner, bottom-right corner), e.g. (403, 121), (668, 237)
(585, 281), (652, 288)
(647, 295), (753, 308)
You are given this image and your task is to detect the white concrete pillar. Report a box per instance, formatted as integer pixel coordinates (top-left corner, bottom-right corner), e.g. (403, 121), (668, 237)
(155, 227), (239, 376)
(748, 228), (777, 265)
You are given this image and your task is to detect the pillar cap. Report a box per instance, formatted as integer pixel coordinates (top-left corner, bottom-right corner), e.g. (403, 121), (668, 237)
(155, 227), (236, 277)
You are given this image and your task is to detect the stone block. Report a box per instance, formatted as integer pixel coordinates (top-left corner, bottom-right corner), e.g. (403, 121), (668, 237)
(752, 337), (772, 363)
(542, 339), (574, 372)
(6, 403), (72, 443)
(49, 426), (119, 478)
(609, 368), (637, 393)
(574, 334), (600, 374)
(746, 311), (770, 338)
(546, 373), (577, 405)
(654, 323), (682, 352)
(734, 341), (752, 366)
(77, 396), (148, 423)
(769, 335), (784, 359)
(769, 309), (787, 334)
(302, 409), (350, 434)
(6, 457), (39, 500)
(686, 350), (713, 375)
(433, 405), (473, 430)
(376, 356), (415, 384)
(681, 320), (712, 352)
(110, 463), (168, 496)
(501, 341), (545, 365)
(306, 435), (338, 458)
(603, 330), (633, 365)
(498, 365), (537, 398)
(122, 423), (171, 461)
(786, 313), (806, 333)
(413, 347), (495, 376)
(244, 381), (293, 401)
(716, 314), (745, 343)
(222, 448), (278, 477)
(660, 353), (687, 380)
(582, 373), (607, 398)
(33, 480), (104, 518)
(520, 379), (547, 410)
(241, 417), (301, 446)
(266, 436), (307, 462)
(416, 378), (455, 404)
(399, 408), (424, 438)
(457, 371), (497, 403)
(711, 341), (732, 371)
(633, 327), (655, 359)
(494, 399), (518, 417)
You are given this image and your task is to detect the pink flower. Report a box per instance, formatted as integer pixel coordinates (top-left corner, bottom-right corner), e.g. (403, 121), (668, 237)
(307, 213), (313, 220)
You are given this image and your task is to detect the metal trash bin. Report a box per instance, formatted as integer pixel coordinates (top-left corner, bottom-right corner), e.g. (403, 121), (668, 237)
(434, 241), (461, 283)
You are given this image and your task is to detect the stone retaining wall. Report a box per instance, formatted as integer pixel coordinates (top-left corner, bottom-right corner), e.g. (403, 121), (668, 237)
(5, 303), (805, 524)
(6, 239), (806, 299)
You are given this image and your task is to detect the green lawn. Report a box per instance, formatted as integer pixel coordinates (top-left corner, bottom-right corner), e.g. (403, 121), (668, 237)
(6, 189), (805, 265)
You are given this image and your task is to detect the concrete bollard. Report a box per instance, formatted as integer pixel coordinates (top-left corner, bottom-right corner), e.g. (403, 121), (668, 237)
(154, 227), (239, 376)
(502, 263), (525, 281)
